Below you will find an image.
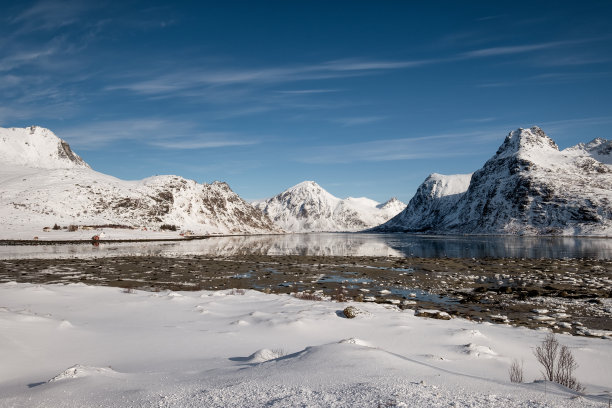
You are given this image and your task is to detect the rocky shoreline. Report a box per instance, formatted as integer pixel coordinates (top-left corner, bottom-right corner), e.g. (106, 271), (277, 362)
(0, 255), (610, 337)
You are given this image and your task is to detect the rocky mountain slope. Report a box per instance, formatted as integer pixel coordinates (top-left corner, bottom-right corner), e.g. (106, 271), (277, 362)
(254, 181), (405, 232)
(376, 126), (612, 235)
(0, 126), (279, 236)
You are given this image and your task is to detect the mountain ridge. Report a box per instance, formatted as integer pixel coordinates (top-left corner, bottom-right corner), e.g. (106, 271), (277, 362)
(376, 126), (612, 235)
(0, 126), (280, 236)
(254, 181), (405, 232)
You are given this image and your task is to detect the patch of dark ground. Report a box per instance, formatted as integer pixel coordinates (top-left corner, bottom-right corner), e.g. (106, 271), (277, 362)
(0, 255), (610, 336)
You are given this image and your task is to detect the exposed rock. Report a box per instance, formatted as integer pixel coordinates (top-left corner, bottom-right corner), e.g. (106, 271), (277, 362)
(415, 309), (451, 320)
(342, 306), (362, 319)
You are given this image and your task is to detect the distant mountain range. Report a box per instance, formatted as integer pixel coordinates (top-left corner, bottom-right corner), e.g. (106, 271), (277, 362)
(375, 126), (612, 235)
(1, 125), (610, 237)
(253, 181), (405, 232)
(0, 126), (279, 235)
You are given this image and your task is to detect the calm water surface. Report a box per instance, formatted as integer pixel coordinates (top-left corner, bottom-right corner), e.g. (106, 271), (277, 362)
(1, 233), (611, 260)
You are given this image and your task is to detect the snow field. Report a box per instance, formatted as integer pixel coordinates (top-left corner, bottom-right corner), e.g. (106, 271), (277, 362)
(0, 282), (610, 407)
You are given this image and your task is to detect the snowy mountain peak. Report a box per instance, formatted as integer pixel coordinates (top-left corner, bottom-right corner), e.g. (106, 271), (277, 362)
(581, 138), (612, 164)
(377, 197), (402, 210)
(285, 180), (327, 195)
(0, 126), (89, 169)
(494, 126), (559, 160)
(254, 181), (405, 232)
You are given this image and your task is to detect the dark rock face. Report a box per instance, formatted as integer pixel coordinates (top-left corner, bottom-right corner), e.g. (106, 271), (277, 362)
(58, 140), (88, 167)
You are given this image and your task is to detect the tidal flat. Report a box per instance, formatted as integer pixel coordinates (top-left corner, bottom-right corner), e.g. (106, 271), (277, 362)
(1, 255), (610, 336)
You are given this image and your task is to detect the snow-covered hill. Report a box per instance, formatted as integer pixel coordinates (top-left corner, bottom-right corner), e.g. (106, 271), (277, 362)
(254, 181), (405, 232)
(0, 126), (279, 237)
(376, 126), (612, 235)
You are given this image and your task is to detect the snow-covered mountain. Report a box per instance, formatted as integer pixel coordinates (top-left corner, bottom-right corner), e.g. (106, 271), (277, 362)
(376, 126), (612, 235)
(253, 181), (405, 232)
(375, 173), (473, 232)
(0, 126), (279, 236)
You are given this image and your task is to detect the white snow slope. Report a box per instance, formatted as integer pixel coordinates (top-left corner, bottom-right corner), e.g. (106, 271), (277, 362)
(0, 126), (279, 238)
(377, 126), (612, 235)
(254, 181), (405, 232)
(0, 282), (610, 407)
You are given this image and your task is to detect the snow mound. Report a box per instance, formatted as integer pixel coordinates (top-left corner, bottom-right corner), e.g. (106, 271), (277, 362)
(58, 320), (73, 329)
(338, 337), (371, 346)
(461, 343), (498, 358)
(245, 348), (286, 363)
(48, 365), (120, 382)
(450, 328), (487, 339)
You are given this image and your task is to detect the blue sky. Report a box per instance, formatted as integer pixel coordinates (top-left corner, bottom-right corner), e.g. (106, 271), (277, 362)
(1, 1), (612, 202)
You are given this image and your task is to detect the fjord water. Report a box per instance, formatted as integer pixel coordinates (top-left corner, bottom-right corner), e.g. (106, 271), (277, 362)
(1, 233), (611, 260)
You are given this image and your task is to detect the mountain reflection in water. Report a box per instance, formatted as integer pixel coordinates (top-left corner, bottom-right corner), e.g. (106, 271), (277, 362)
(1, 233), (611, 260)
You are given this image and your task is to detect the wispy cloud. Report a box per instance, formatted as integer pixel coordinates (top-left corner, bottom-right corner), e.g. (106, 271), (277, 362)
(475, 15), (506, 22)
(106, 58), (435, 96)
(296, 130), (497, 164)
(462, 40), (575, 58)
(461, 117), (498, 123)
(149, 137), (258, 150)
(57, 119), (260, 150)
(10, 0), (93, 34)
(538, 116), (612, 132)
(276, 89), (340, 94)
(0, 46), (58, 72)
(333, 116), (386, 127)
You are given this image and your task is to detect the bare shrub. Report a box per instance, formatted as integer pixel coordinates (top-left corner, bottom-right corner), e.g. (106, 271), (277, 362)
(509, 358), (524, 383)
(52, 223), (61, 230)
(160, 224), (177, 231)
(229, 288), (246, 295)
(534, 333), (558, 381)
(534, 333), (583, 392)
(68, 224), (78, 232)
(555, 345), (584, 392)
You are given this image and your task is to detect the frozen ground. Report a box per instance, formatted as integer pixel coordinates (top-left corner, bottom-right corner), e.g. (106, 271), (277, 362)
(0, 282), (610, 407)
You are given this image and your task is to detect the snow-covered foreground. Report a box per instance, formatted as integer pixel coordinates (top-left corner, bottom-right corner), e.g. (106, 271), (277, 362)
(0, 283), (610, 407)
